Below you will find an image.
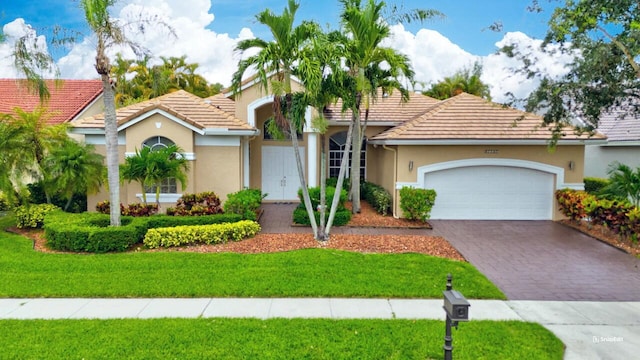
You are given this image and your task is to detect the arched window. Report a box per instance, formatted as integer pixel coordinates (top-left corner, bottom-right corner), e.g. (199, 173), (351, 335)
(142, 136), (177, 194)
(329, 131), (366, 179)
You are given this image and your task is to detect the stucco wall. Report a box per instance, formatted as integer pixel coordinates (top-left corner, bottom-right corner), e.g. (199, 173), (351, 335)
(126, 113), (194, 153)
(194, 145), (242, 202)
(585, 145), (640, 178)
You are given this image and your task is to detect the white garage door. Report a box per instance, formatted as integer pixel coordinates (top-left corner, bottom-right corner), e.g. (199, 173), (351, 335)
(424, 166), (554, 220)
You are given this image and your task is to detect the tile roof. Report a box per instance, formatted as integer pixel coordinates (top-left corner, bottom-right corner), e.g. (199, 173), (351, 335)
(323, 90), (440, 124)
(0, 79), (103, 125)
(596, 107), (640, 142)
(73, 90), (255, 132)
(370, 92), (605, 142)
(204, 94), (236, 116)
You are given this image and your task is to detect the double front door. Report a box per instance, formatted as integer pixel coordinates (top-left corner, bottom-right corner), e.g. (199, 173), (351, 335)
(261, 146), (305, 201)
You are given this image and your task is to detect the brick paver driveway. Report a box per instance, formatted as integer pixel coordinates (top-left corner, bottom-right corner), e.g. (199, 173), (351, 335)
(430, 220), (640, 301)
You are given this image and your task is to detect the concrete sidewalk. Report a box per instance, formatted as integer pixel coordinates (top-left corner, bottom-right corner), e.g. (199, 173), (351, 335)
(1, 298), (638, 359)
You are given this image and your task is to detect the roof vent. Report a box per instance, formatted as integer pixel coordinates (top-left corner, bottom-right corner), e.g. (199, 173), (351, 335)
(203, 99), (212, 104)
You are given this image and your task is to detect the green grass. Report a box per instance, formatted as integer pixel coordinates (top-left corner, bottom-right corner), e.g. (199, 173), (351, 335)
(0, 318), (563, 359)
(0, 214), (504, 299)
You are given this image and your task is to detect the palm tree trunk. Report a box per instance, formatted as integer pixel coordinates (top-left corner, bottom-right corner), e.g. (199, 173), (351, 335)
(317, 133), (328, 241)
(289, 117), (319, 238)
(101, 74), (121, 226)
(350, 93), (362, 214)
(326, 120), (354, 236)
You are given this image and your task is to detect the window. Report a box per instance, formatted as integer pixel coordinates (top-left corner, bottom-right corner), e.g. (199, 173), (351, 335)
(329, 131), (366, 179)
(142, 136), (178, 194)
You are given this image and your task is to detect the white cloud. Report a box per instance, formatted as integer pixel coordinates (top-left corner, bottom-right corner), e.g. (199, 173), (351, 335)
(0, 19), (56, 78)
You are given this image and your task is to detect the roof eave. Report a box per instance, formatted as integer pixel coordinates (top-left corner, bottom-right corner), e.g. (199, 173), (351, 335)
(368, 139), (607, 146)
(68, 127), (104, 135)
(203, 128), (260, 136)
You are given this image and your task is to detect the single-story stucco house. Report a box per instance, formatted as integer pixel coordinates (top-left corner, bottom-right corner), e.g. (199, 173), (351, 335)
(584, 107), (640, 178)
(71, 78), (605, 220)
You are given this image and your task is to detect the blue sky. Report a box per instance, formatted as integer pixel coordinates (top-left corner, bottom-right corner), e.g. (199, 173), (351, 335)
(1, 0), (566, 102)
(2, 0), (551, 56)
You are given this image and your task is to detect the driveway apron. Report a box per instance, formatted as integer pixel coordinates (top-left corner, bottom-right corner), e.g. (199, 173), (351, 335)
(430, 220), (640, 301)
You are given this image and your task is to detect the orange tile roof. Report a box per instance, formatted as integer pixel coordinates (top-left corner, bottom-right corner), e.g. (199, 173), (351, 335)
(74, 90), (255, 132)
(0, 79), (103, 125)
(370, 93), (606, 142)
(204, 94), (236, 116)
(324, 90), (440, 124)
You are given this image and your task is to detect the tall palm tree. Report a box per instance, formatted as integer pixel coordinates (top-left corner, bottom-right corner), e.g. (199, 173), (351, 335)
(80, 0), (173, 226)
(337, 0), (422, 214)
(44, 140), (105, 211)
(231, 0), (324, 239)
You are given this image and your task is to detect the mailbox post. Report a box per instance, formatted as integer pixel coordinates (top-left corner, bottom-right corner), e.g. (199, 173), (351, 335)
(443, 273), (470, 360)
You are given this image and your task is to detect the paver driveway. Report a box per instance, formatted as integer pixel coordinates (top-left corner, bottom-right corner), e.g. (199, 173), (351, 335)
(430, 220), (640, 301)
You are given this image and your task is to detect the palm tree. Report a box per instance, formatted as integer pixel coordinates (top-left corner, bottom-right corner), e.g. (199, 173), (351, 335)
(44, 140), (105, 211)
(336, 0), (427, 214)
(80, 0), (173, 226)
(602, 162), (640, 207)
(424, 62), (491, 100)
(231, 0), (324, 239)
(0, 107), (68, 203)
(120, 145), (189, 208)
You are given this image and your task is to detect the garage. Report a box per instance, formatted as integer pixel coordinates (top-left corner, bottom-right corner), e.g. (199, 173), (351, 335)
(424, 165), (555, 220)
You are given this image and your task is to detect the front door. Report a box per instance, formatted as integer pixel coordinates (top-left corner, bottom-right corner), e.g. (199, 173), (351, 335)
(262, 146), (305, 201)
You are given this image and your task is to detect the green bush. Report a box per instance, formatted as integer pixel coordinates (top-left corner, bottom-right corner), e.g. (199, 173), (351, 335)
(166, 192), (223, 216)
(44, 212), (146, 253)
(224, 188), (265, 220)
(143, 220), (261, 248)
(27, 181), (87, 213)
(0, 193), (10, 211)
(399, 187), (437, 222)
(584, 177), (609, 194)
(362, 182), (392, 215)
(15, 204), (60, 228)
(298, 186), (348, 211)
(292, 206), (352, 226)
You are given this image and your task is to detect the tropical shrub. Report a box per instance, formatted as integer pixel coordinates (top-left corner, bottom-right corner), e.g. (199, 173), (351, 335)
(166, 192), (223, 216)
(399, 187), (437, 222)
(224, 188), (265, 220)
(27, 181), (87, 213)
(143, 220), (261, 248)
(600, 162), (640, 207)
(0, 192), (9, 211)
(555, 189), (594, 221)
(96, 201), (158, 217)
(362, 181), (392, 215)
(15, 204), (60, 228)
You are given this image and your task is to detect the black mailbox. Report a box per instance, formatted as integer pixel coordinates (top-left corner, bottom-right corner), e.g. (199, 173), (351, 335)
(443, 289), (470, 321)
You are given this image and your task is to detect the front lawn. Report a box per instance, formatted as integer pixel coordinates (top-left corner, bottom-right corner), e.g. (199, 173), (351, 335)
(0, 318), (563, 359)
(0, 215), (504, 298)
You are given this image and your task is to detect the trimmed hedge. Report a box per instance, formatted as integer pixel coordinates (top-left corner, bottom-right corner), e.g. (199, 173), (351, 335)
(399, 187), (437, 222)
(143, 220), (261, 249)
(43, 212), (244, 253)
(294, 186), (351, 226)
(15, 204), (60, 228)
(362, 182), (392, 216)
(44, 212), (146, 253)
(584, 177), (610, 194)
(292, 206), (352, 226)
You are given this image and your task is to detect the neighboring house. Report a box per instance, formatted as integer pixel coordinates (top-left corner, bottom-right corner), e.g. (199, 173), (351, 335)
(73, 79), (604, 220)
(0, 79), (104, 125)
(584, 108), (640, 178)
